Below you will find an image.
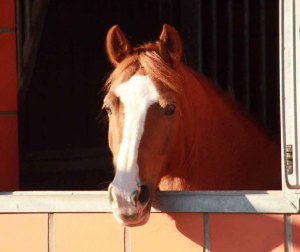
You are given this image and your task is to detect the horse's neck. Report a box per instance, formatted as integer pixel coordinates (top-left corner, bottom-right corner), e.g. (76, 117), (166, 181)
(160, 66), (281, 191)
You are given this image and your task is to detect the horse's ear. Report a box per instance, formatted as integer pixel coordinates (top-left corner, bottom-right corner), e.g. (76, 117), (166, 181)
(106, 25), (132, 66)
(159, 24), (182, 64)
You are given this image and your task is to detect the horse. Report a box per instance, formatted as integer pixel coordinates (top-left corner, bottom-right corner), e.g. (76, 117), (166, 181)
(103, 24), (281, 226)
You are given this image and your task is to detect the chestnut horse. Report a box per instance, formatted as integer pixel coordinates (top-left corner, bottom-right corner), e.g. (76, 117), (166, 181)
(103, 24), (281, 226)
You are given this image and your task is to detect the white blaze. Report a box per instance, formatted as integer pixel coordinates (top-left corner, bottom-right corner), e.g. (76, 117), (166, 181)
(113, 75), (159, 194)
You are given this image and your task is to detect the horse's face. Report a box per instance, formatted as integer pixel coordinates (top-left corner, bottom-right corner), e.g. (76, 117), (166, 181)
(104, 74), (178, 226)
(104, 24), (182, 226)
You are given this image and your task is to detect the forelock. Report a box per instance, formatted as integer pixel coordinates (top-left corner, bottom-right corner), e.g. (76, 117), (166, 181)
(104, 47), (183, 95)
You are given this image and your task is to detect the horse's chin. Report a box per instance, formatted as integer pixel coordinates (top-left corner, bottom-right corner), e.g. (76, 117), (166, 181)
(112, 202), (151, 227)
(116, 212), (150, 227)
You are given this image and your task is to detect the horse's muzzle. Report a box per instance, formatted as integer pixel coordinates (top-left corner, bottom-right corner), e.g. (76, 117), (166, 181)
(108, 184), (151, 226)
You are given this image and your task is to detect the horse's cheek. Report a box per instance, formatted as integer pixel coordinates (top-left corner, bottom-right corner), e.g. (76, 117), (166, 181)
(161, 116), (178, 153)
(108, 125), (113, 151)
(108, 118), (121, 157)
(161, 133), (170, 154)
(108, 119), (116, 151)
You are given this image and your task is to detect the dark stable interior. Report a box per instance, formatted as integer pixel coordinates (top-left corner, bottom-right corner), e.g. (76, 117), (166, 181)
(18, 0), (279, 190)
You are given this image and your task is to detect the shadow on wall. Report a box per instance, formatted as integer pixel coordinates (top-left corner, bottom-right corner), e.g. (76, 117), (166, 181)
(167, 213), (300, 251)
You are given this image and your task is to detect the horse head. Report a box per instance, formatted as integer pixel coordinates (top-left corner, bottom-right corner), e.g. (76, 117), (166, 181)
(103, 24), (184, 226)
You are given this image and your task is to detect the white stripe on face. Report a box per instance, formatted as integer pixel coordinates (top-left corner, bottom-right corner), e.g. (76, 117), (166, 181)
(112, 75), (159, 194)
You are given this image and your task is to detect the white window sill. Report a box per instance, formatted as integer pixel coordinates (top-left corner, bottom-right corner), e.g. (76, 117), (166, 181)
(0, 190), (299, 213)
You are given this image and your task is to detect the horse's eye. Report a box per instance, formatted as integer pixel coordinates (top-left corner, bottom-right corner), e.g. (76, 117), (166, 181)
(103, 105), (112, 115)
(164, 104), (176, 116)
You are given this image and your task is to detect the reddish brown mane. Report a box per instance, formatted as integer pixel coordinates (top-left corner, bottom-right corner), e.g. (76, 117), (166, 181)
(165, 64), (281, 190)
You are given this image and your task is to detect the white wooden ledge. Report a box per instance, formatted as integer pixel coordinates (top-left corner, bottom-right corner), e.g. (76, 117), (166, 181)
(0, 190), (299, 213)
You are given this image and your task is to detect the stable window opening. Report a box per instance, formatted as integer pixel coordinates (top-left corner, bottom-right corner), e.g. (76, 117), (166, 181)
(0, 0), (298, 214)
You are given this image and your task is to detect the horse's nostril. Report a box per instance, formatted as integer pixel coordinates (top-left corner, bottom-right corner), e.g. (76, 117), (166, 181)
(138, 185), (150, 205)
(130, 190), (139, 207)
(129, 185), (150, 207)
(109, 184), (150, 208)
(120, 212), (139, 221)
